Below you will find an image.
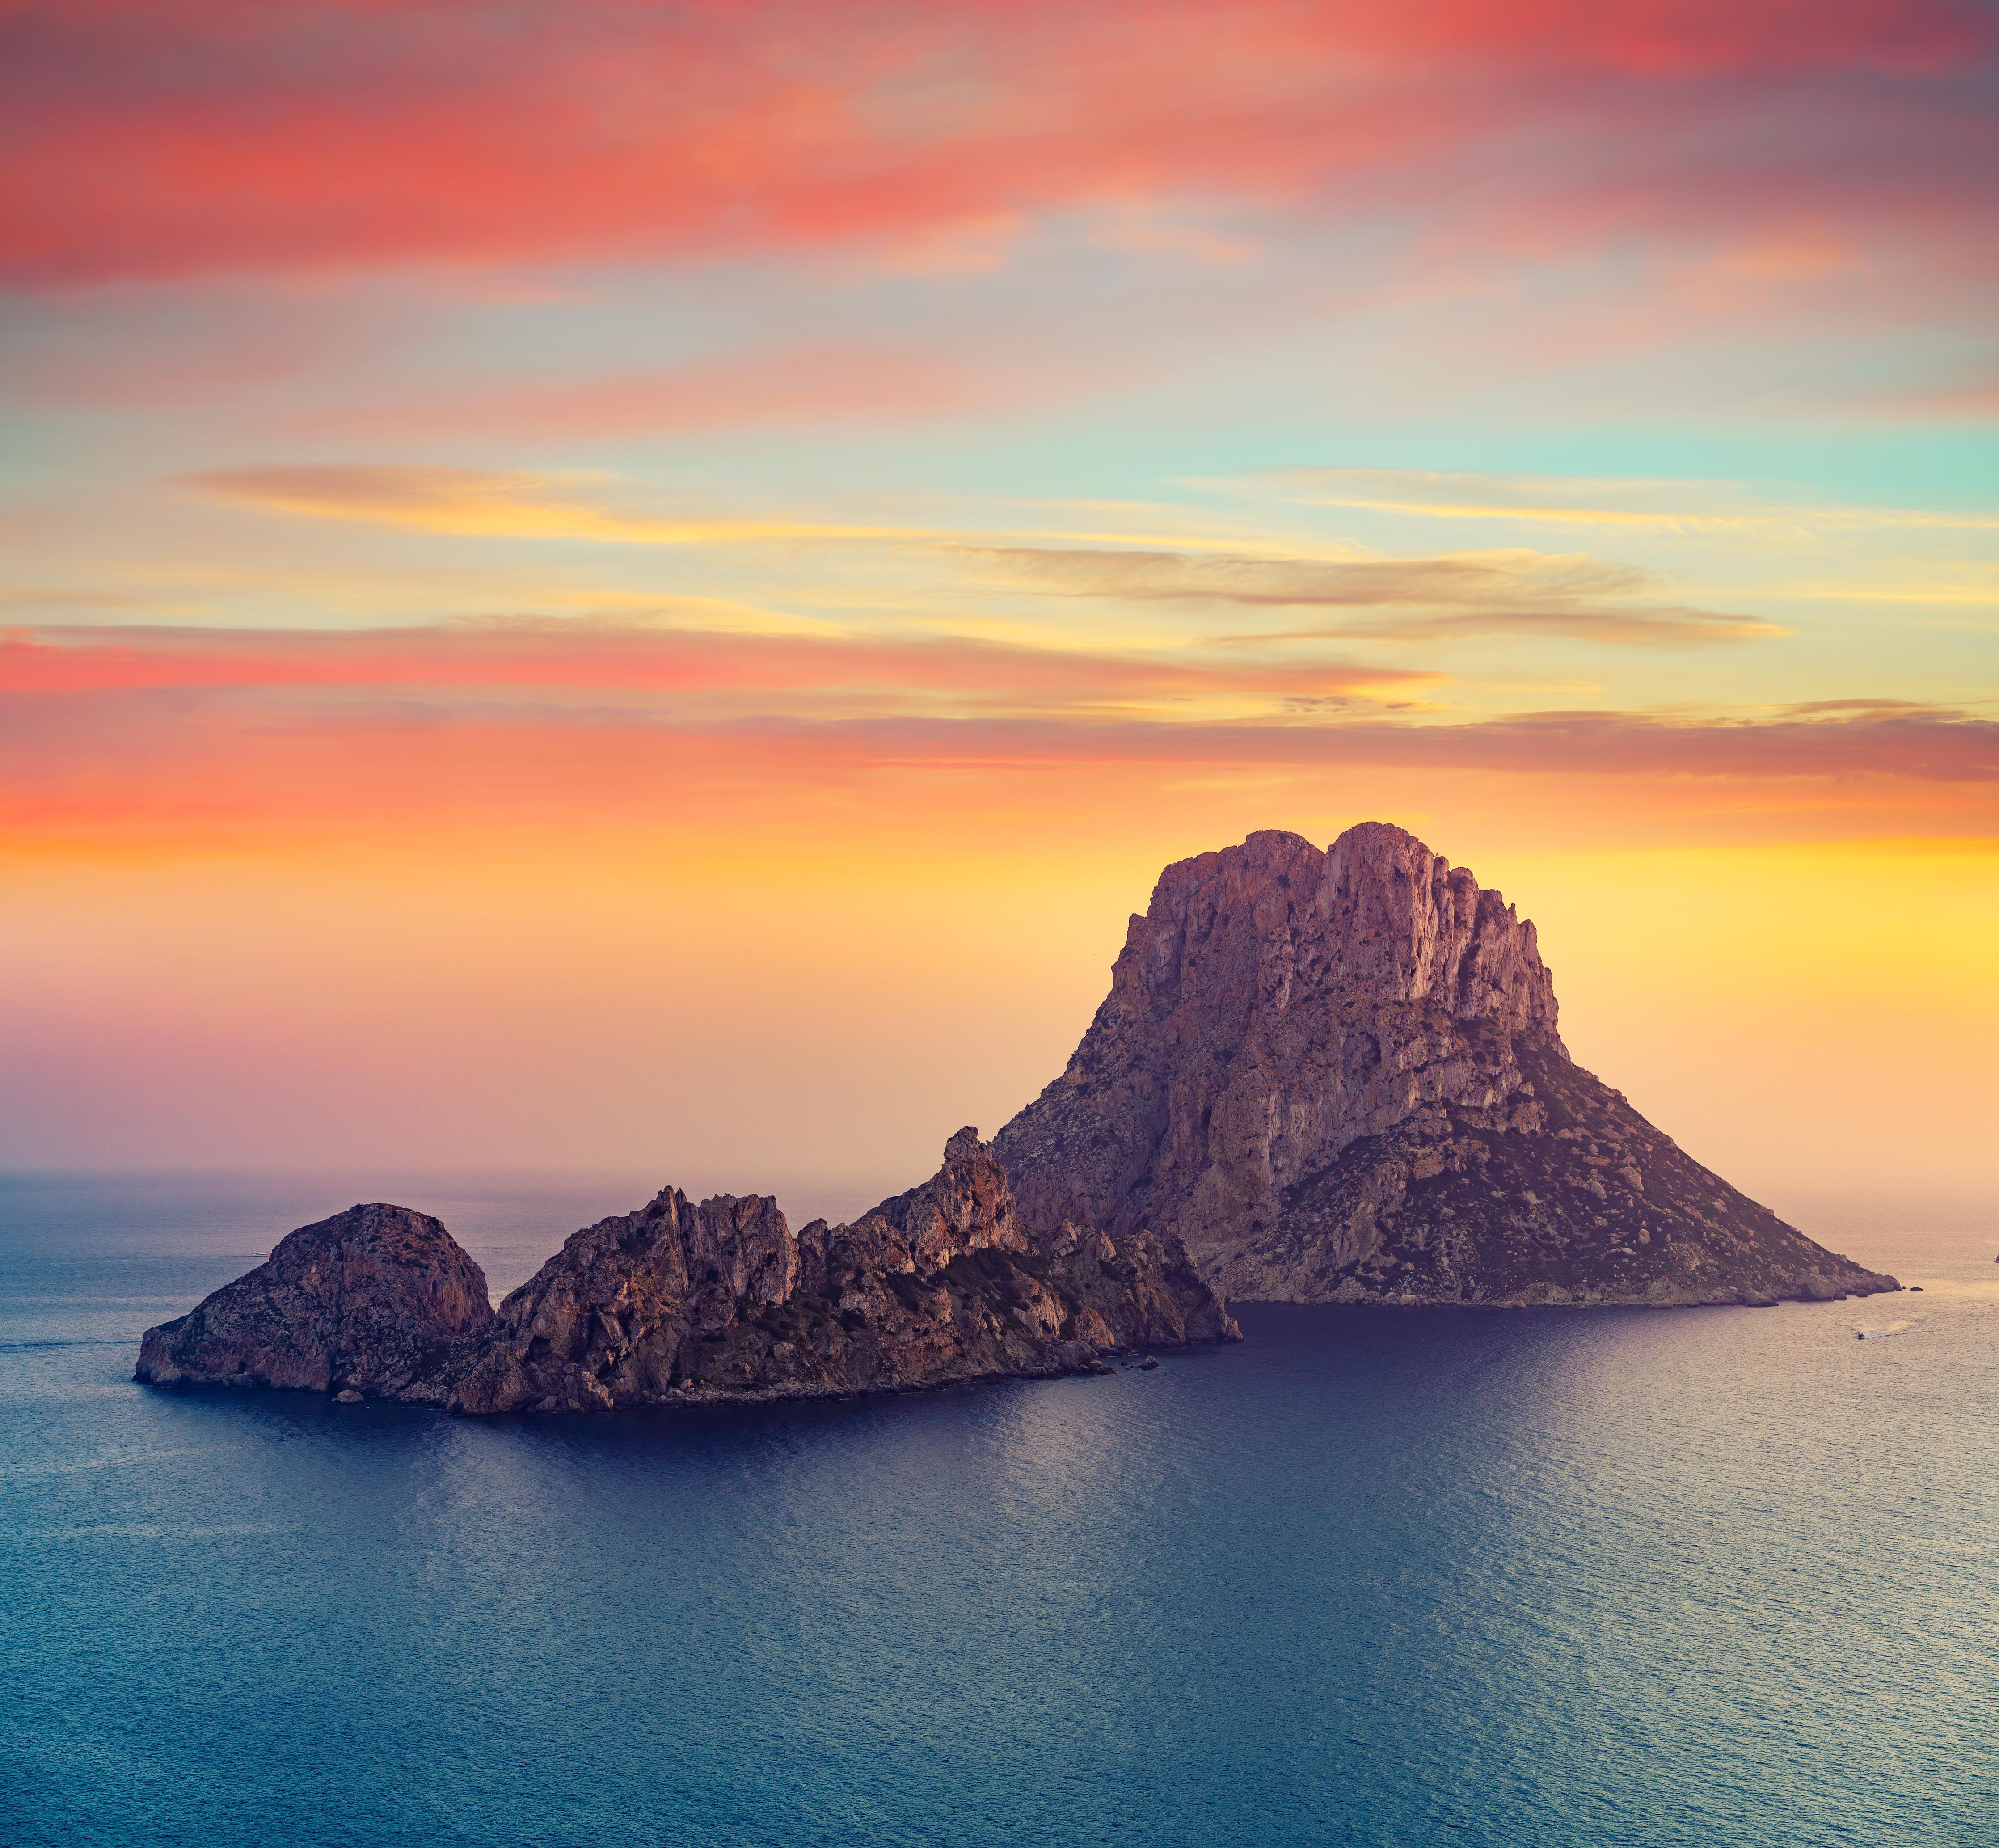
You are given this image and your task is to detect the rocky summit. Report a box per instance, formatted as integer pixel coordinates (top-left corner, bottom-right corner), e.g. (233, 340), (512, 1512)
(138, 1130), (1238, 1412)
(135, 1202), (495, 1396)
(995, 822), (1897, 1308)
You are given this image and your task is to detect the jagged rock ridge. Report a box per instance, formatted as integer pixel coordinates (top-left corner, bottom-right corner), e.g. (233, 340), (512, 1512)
(139, 1131), (1238, 1412)
(995, 823), (1896, 1308)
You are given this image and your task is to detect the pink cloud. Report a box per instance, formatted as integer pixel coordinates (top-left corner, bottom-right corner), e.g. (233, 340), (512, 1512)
(2, 1), (1991, 292)
(4, 624), (1991, 805)
(306, 345), (1044, 439)
(6, 618), (1992, 864)
(0, 620), (1434, 711)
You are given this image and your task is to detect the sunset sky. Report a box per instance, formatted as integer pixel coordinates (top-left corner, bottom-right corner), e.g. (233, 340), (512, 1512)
(4, 1), (1995, 1205)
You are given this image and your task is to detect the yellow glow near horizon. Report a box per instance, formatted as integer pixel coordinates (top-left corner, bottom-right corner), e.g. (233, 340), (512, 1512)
(6, 806), (1994, 1195)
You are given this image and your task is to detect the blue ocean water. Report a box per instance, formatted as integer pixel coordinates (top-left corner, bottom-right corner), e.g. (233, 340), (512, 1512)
(2, 1172), (1995, 1848)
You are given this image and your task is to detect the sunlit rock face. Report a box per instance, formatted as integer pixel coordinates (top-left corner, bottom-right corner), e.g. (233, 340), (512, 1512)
(139, 1131), (1239, 1413)
(996, 823), (1896, 1308)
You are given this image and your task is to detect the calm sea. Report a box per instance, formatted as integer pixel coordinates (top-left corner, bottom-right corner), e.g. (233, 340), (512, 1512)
(2, 1171), (1994, 1848)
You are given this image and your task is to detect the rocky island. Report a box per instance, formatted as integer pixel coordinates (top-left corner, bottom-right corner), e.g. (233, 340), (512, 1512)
(138, 1129), (1239, 1410)
(132, 1200), (493, 1398)
(138, 821), (1895, 1410)
(996, 822), (1897, 1308)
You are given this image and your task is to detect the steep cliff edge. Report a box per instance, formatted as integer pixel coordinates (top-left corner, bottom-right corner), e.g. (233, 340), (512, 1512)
(995, 823), (1896, 1308)
(138, 1131), (1238, 1411)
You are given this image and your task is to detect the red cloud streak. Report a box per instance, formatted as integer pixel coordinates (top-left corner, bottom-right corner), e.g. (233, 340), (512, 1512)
(4, 624), (1994, 865)
(6, 699), (1992, 864)
(0, 623), (1428, 706)
(7, 627), (1993, 787)
(2, 1), (1992, 286)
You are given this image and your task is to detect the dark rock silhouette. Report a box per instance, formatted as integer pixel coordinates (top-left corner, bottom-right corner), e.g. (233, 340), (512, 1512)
(995, 823), (1897, 1308)
(139, 1131), (1237, 1411)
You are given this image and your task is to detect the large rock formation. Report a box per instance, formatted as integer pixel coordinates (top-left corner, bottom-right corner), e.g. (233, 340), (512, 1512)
(439, 1126), (1235, 1413)
(135, 1202), (495, 1394)
(995, 823), (1897, 1308)
(139, 1131), (1238, 1411)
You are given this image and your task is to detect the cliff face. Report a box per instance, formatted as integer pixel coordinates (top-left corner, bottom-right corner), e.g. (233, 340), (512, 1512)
(442, 1127), (1235, 1414)
(995, 823), (1897, 1308)
(139, 1131), (1239, 1412)
(134, 1203), (494, 1394)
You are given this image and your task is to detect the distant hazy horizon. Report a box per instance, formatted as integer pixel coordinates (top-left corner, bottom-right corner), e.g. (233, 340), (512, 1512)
(3, 1167), (1986, 1301)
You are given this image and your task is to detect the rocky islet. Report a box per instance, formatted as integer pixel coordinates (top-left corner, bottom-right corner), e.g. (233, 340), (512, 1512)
(995, 821), (1897, 1308)
(134, 1202), (493, 1397)
(138, 1129), (1238, 1411)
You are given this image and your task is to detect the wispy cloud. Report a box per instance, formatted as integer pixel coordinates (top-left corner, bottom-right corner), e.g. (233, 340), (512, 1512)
(301, 345), (1050, 441)
(1240, 467), (1999, 535)
(0, 620), (1436, 722)
(181, 469), (1708, 641)
(181, 470), (1784, 648)
(1246, 467), (1764, 532)
(190, 466), (922, 546)
(0, 586), (156, 612)
(186, 464), (1344, 561)
(1911, 382), (1999, 418)
(963, 546), (1783, 645)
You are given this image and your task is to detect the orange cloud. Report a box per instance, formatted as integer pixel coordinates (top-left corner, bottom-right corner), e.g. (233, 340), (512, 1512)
(188, 466), (918, 545)
(1238, 468), (1999, 536)
(4, 624), (1992, 865)
(0, 621), (1434, 715)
